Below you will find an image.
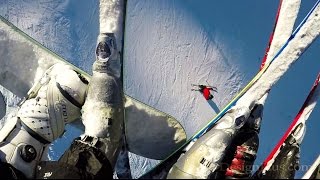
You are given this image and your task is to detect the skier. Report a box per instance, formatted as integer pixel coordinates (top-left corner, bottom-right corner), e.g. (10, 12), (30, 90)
(0, 33), (122, 179)
(191, 84), (217, 100)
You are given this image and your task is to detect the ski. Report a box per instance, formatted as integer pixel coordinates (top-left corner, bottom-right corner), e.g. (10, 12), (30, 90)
(0, 11), (187, 161)
(190, 84), (217, 94)
(252, 72), (320, 178)
(190, 84), (199, 91)
(302, 155), (320, 179)
(98, 0), (131, 178)
(224, 0), (287, 177)
(139, 1), (320, 178)
(259, 0), (301, 70)
(260, 0), (283, 70)
(255, 0), (301, 106)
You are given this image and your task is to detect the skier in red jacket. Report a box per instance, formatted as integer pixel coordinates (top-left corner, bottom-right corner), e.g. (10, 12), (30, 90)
(192, 84), (217, 100)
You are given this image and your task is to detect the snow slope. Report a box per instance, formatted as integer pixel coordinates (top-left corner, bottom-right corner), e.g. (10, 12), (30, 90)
(0, 0), (99, 160)
(1, 0), (320, 179)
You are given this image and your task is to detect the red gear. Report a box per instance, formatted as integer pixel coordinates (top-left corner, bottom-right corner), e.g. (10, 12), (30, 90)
(202, 87), (213, 100)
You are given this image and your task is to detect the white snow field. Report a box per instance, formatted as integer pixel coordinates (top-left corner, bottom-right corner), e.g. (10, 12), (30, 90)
(0, 0), (320, 179)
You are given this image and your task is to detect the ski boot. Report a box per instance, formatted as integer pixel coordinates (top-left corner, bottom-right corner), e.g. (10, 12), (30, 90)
(260, 123), (303, 179)
(0, 64), (88, 178)
(40, 33), (125, 179)
(167, 106), (251, 179)
(225, 133), (259, 179)
(82, 32), (123, 168)
(225, 104), (263, 179)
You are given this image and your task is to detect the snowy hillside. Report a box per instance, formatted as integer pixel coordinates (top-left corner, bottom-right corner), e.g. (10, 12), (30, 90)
(1, 0), (320, 179)
(0, 0), (99, 72)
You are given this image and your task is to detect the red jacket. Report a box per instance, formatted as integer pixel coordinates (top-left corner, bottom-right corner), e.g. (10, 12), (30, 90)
(203, 87), (212, 100)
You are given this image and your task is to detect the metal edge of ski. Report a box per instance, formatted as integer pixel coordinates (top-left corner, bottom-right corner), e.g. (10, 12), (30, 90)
(302, 155), (320, 179)
(138, 1), (320, 178)
(252, 72), (320, 178)
(256, 0), (301, 106)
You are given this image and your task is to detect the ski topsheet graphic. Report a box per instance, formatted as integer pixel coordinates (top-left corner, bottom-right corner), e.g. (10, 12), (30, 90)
(0, 15), (187, 160)
(140, 0), (320, 178)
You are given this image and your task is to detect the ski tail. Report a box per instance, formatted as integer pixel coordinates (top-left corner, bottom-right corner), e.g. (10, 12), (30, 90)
(260, 0), (283, 70)
(252, 72), (320, 177)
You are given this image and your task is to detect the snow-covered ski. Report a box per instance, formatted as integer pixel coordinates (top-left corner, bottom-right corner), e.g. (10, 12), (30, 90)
(95, 0), (130, 178)
(259, 0), (301, 70)
(224, 0), (294, 177)
(139, 0), (320, 178)
(259, 0), (283, 70)
(256, 0), (301, 105)
(0, 13), (187, 161)
(252, 72), (320, 178)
